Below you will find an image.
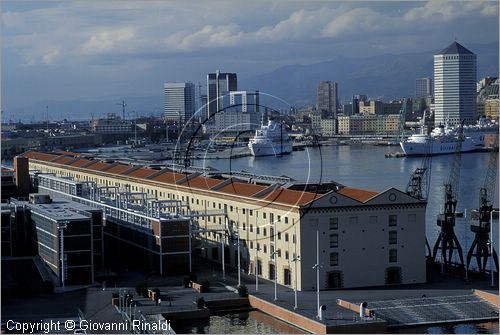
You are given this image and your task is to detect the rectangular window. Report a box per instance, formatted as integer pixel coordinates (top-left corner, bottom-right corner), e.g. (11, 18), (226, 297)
(330, 252), (339, 266)
(263, 213), (267, 219)
(330, 234), (338, 248)
(329, 218), (338, 230)
(389, 215), (397, 226)
(293, 234), (296, 244)
(263, 228), (267, 236)
(278, 232), (281, 240)
(389, 249), (397, 262)
(285, 251), (289, 260)
(285, 217), (288, 224)
(250, 225), (253, 232)
(285, 233), (289, 242)
(243, 208), (246, 214)
(263, 245), (267, 253)
(250, 210), (253, 216)
(389, 231), (397, 244)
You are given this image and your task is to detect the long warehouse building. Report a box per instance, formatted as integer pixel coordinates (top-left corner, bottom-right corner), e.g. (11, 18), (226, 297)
(23, 151), (427, 290)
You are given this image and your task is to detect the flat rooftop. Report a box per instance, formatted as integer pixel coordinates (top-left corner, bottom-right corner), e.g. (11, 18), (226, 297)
(12, 198), (95, 222)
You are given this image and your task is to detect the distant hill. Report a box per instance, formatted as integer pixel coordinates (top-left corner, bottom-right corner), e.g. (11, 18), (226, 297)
(8, 42), (498, 121)
(240, 42), (499, 107)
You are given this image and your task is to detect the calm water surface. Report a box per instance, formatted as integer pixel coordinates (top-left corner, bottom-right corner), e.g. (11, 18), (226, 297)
(195, 145), (499, 269)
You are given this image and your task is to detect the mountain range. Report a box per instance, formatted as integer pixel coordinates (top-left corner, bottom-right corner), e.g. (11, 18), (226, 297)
(6, 42), (498, 122)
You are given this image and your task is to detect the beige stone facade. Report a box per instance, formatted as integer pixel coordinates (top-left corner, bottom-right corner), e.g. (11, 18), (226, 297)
(24, 151), (427, 290)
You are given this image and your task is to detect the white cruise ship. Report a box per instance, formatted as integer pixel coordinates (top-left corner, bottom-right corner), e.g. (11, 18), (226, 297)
(400, 124), (476, 156)
(248, 120), (293, 156)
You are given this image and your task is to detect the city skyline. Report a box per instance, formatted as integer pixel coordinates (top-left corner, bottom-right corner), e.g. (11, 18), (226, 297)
(1, 1), (498, 121)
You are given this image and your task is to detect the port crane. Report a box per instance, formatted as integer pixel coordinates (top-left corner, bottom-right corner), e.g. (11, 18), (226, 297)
(392, 99), (408, 145)
(406, 111), (433, 257)
(432, 120), (465, 268)
(466, 143), (498, 273)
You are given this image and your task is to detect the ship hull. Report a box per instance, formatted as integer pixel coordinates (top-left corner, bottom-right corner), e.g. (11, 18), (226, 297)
(249, 142), (292, 156)
(400, 139), (478, 156)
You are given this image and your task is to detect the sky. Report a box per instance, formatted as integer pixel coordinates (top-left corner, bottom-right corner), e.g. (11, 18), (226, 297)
(1, 0), (499, 117)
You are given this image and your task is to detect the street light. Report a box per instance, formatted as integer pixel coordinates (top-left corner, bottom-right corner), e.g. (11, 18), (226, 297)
(490, 209), (498, 287)
(237, 209), (241, 287)
(272, 221), (278, 301)
(255, 215), (260, 292)
(312, 230), (322, 319)
(291, 224), (300, 310)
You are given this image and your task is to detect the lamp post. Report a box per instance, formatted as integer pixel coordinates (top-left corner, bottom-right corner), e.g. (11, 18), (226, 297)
(464, 208), (468, 282)
(221, 232), (225, 281)
(255, 214), (260, 292)
(292, 224), (300, 310)
(490, 210), (498, 287)
(237, 209), (241, 287)
(312, 230), (321, 319)
(273, 221), (278, 301)
(189, 219), (192, 273)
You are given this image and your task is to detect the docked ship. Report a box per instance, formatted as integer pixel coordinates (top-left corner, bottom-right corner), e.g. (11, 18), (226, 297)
(460, 118), (498, 146)
(400, 125), (475, 156)
(248, 119), (293, 156)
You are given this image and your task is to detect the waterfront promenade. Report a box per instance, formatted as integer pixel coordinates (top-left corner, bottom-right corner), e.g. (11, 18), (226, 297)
(2, 260), (498, 334)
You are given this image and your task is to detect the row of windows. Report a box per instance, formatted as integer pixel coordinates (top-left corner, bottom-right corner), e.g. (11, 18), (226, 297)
(328, 214), (412, 229)
(329, 249), (397, 267)
(329, 230), (397, 248)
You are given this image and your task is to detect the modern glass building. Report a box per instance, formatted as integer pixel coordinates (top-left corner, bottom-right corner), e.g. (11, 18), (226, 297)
(415, 77), (432, 98)
(434, 42), (476, 126)
(207, 71), (237, 121)
(317, 81), (338, 118)
(163, 82), (196, 123)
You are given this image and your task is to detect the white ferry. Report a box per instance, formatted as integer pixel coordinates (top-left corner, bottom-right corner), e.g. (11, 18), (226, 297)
(248, 120), (293, 156)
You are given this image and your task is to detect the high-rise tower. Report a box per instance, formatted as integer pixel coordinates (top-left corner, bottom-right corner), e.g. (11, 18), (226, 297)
(207, 71), (237, 121)
(434, 42), (476, 126)
(163, 82), (195, 123)
(316, 81), (338, 118)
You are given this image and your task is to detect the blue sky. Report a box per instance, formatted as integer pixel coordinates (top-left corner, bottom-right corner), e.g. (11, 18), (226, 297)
(1, 0), (498, 115)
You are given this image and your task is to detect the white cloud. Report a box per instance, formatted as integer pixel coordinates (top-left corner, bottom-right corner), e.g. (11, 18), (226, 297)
(1, 0), (498, 66)
(81, 27), (136, 54)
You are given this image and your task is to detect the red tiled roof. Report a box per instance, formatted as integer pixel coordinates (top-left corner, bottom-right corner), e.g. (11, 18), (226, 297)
(86, 161), (112, 171)
(126, 167), (157, 178)
(23, 151), (59, 162)
(69, 159), (93, 167)
(218, 182), (267, 197)
(337, 187), (378, 203)
(263, 188), (319, 206)
(51, 156), (76, 165)
(183, 176), (223, 190)
(151, 171), (186, 184)
(106, 164), (131, 174)
(55, 150), (81, 156)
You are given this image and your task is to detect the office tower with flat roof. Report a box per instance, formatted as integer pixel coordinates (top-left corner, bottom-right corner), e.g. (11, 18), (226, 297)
(207, 71), (237, 121)
(434, 42), (476, 126)
(317, 81), (338, 118)
(163, 82), (195, 123)
(416, 77), (432, 98)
